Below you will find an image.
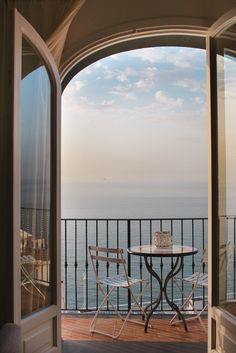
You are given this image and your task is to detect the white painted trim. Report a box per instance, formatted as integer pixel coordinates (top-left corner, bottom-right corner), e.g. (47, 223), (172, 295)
(13, 8), (22, 326)
(14, 9), (61, 352)
(60, 22), (208, 80)
(14, 10), (60, 84)
(207, 9), (236, 353)
(206, 33), (213, 353)
(212, 307), (236, 334)
(208, 8), (236, 37)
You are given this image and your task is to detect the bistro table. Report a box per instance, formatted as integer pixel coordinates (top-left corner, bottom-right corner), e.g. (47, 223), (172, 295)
(127, 244), (198, 332)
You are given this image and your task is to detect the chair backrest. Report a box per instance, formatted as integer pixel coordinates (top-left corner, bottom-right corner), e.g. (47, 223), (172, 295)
(219, 241), (234, 274)
(88, 246), (129, 284)
(200, 248), (208, 264)
(196, 248), (207, 277)
(188, 248), (208, 289)
(196, 248), (207, 273)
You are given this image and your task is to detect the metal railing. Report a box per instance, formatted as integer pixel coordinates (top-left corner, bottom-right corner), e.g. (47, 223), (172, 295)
(19, 209), (236, 314)
(61, 217), (209, 313)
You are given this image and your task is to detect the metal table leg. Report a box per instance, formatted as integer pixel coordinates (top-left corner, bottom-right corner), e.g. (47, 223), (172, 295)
(144, 255), (188, 332)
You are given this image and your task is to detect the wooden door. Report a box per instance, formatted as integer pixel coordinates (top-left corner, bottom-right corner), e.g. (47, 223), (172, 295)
(14, 10), (61, 353)
(207, 8), (236, 353)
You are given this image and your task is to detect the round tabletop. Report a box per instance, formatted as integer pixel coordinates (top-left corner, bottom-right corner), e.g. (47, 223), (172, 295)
(127, 244), (198, 257)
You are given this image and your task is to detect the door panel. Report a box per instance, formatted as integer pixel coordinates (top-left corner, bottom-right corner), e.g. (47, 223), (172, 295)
(208, 9), (236, 353)
(21, 36), (52, 318)
(14, 10), (61, 353)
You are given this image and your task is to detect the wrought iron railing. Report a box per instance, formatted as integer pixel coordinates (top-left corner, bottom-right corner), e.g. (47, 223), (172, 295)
(61, 217), (209, 313)
(19, 209), (236, 314)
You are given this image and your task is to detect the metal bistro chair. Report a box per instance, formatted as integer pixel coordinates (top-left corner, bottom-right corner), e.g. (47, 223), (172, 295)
(171, 241), (234, 332)
(21, 255), (45, 301)
(170, 248), (208, 332)
(88, 245), (149, 339)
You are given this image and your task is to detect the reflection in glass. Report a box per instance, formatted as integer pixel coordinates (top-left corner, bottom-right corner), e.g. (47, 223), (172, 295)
(20, 37), (52, 317)
(217, 26), (236, 317)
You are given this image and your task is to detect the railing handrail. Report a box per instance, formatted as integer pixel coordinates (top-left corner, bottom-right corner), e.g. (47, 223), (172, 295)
(61, 217), (208, 221)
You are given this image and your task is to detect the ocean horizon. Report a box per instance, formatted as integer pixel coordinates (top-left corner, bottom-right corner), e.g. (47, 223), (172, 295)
(62, 195), (208, 219)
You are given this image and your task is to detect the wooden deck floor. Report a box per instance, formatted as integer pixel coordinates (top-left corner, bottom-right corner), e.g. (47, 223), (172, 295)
(62, 314), (207, 353)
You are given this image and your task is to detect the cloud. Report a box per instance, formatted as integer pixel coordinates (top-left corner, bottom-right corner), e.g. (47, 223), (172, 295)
(103, 68), (115, 80)
(79, 96), (88, 102)
(155, 90), (183, 108)
(63, 79), (86, 98)
(101, 100), (114, 106)
(129, 47), (203, 69)
(117, 72), (129, 82)
(194, 96), (204, 105)
(74, 80), (85, 90)
(110, 84), (136, 100)
(173, 78), (205, 92)
(94, 61), (102, 68)
(116, 67), (137, 82)
(135, 79), (153, 90)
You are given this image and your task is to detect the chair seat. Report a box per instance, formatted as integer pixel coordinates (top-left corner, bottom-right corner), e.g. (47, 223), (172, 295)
(182, 272), (208, 288)
(99, 274), (145, 287)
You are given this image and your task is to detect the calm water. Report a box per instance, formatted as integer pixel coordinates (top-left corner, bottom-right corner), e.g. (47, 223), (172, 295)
(62, 195), (208, 219)
(61, 195), (210, 311)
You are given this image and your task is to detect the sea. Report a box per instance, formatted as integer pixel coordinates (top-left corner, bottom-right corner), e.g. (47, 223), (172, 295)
(61, 194), (212, 312)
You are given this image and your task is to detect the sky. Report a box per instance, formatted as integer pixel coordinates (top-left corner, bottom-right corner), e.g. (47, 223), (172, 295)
(61, 47), (208, 216)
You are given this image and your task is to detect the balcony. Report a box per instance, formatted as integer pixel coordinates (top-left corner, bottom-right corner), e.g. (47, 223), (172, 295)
(60, 217), (210, 352)
(21, 211), (236, 352)
(61, 217), (209, 313)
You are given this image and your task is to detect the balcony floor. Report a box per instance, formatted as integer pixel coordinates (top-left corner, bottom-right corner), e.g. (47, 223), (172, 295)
(62, 314), (207, 353)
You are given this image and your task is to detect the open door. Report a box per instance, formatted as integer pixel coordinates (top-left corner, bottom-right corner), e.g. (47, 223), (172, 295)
(14, 10), (61, 353)
(207, 8), (236, 353)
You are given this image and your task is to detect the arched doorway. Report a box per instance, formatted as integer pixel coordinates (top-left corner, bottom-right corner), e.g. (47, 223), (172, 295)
(61, 44), (208, 351)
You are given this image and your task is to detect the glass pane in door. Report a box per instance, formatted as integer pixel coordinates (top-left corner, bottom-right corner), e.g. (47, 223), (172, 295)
(20, 37), (52, 317)
(216, 24), (236, 317)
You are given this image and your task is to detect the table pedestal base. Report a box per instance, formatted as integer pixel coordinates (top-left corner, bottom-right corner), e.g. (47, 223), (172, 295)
(144, 255), (188, 332)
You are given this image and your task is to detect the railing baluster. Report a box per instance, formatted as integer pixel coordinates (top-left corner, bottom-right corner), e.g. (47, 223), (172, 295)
(117, 220), (120, 310)
(74, 220), (78, 310)
(127, 219), (131, 311)
(202, 218), (206, 308)
(139, 220), (143, 305)
(64, 219), (68, 310)
(85, 220), (88, 310)
(180, 219), (184, 306)
(192, 220), (195, 306)
(234, 218), (236, 300)
(106, 220), (109, 311)
(160, 219), (163, 310)
(149, 220), (153, 307)
(95, 220), (98, 310)
(171, 219), (174, 302)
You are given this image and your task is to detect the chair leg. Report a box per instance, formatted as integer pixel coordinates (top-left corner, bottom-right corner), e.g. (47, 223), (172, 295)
(90, 286), (122, 336)
(175, 303), (208, 333)
(114, 282), (151, 339)
(170, 289), (208, 333)
(90, 282), (149, 339)
(125, 282), (151, 326)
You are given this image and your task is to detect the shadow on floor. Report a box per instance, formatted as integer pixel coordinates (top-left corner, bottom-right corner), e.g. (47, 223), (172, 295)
(62, 340), (207, 353)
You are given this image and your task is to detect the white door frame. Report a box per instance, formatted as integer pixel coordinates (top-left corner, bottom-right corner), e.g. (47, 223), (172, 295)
(14, 9), (61, 353)
(207, 7), (236, 353)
